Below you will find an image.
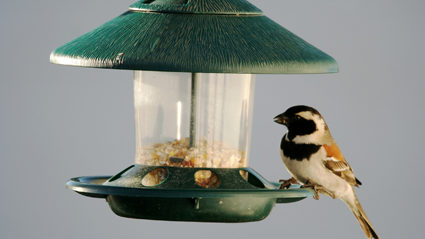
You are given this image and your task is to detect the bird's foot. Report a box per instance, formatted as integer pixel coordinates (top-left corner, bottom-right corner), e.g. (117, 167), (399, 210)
(279, 177), (298, 189)
(301, 182), (336, 200)
(300, 180), (315, 189)
(301, 184), (320, 200)
(312, 185), (324, 200)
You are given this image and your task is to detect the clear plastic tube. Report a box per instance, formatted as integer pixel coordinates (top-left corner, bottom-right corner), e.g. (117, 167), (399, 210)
(134, 71), (255, 169)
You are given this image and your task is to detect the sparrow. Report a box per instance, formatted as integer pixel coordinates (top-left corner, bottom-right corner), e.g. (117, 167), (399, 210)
(274, 105), (379, 239)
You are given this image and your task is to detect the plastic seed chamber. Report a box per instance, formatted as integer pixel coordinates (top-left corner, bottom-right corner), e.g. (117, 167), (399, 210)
(134, 72), (254, 170)
(51, 0), (338, 222)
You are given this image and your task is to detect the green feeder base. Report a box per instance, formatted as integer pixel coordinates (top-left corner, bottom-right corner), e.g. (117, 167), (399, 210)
(66, 165), (314, 222)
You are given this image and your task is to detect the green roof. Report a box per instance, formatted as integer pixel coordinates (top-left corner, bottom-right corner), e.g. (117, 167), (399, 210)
(50, 0), (338, 74)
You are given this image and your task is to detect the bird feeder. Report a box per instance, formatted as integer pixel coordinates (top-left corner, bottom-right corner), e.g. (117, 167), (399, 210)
(51, 0), (337, 222)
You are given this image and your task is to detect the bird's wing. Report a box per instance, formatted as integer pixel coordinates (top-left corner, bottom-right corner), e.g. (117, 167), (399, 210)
(323, 143), (361, 187)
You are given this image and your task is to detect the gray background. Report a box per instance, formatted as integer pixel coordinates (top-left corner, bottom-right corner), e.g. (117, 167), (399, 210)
(1, 0), (424, 238)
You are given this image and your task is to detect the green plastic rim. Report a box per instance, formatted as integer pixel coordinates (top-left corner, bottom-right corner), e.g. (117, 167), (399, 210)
(67, 176), (313, 199)
(66, 165), (314, 200)
(65, 166), (314, 222)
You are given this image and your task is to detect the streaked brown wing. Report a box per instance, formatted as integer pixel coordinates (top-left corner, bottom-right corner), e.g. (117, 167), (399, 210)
(323, 143), (361, 187)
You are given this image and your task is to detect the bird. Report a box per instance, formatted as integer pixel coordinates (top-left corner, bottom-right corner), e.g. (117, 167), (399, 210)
(274, 105), (379, 239)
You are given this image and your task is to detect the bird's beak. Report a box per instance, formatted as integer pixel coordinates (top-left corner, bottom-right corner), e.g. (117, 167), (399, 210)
(273, 113), (288, 125)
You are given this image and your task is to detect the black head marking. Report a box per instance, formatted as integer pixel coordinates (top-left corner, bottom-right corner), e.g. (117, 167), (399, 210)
(283, 105), (321, 116)
(287, 118), (317, 140)
(279, 105), (321, 139)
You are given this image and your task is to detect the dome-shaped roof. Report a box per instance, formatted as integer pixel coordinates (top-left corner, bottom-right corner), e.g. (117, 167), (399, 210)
(50, 0), (338, 74)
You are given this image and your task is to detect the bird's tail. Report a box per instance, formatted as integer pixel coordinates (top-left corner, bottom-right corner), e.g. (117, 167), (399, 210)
(342, 189), (379, 239)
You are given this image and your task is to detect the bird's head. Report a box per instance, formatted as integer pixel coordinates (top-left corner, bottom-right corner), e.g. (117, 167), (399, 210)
(274, 105), (331, 143)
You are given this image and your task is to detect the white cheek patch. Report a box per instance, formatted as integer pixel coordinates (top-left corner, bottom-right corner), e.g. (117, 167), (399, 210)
(292, 132), (321, 144)
(315, 115), (327, 132)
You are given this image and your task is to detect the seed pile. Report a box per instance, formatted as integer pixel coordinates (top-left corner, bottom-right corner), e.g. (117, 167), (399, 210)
(136, 138), (247, 187)
(136, 137), (247, 168)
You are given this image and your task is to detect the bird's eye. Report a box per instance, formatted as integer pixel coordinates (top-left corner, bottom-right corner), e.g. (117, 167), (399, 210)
(295, 115), (301, 120)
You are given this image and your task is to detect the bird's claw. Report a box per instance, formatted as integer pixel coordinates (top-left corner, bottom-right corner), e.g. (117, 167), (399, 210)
(301, 182), (335, 200)
(304, 185), (336, 200)
(312, 185), (322, 200)
(279, 177), (298, 189)
(300, 183), (320, 199)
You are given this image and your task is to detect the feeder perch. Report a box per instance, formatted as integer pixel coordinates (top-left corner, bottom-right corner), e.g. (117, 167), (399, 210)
(51, 0), (338, 222)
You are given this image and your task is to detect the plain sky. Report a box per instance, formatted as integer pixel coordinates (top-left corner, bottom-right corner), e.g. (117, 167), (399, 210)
(1, 0), (425, 238)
